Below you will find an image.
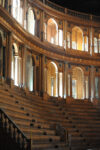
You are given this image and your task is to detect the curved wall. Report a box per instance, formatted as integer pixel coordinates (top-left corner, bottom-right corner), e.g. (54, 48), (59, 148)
(0, 0), (100, 101)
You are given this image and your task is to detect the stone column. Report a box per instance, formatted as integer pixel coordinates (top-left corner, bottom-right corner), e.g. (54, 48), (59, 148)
(41, 55), (45, 94)
(83, 35), (85, 51)
(63, 20), (66, 48)
(63, 63), (66, 98)
(62, 64), (65, 98)
(98, 76), (100, 99)
(70, 72), (72, 97)
(23, 0), (26, 28)
(70, 32), (72, 49)
(97, 39), (99, 53)
(92, 28), (94, 55)
(6, 32), (12, 81)
(88, 36), (90, 54)
(84, 75), (86, 99)
(90, 66), (95, 101)
(66, 65), (68, 98)
(33, 65), (37, 93)
(14, 55), (18, 86)
(58, 71), (59, 97)
(40, 11), (44, 41)
(22, 46), (27, 88)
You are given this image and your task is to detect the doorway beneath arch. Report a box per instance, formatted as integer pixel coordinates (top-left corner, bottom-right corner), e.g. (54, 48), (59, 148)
(26, 55), (35, 91)
(11, 43), (22, 86)
(72, 67), (84, 99)
(47, 62), (58, 97)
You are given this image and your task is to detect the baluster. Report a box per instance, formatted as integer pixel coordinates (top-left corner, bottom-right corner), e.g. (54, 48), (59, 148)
(4, 116), (7, 132)
(22, 136), (25, 150)
(0, 112), (3, 128)
(8, 120), (11, 136)
(2, 114), (5, 127)
(13, 125), (16, 141)
(17, 129), (20, 146)
(28, 139), (31, 150)
(69, 134), (71, 150)
(6, 118), (9, 132)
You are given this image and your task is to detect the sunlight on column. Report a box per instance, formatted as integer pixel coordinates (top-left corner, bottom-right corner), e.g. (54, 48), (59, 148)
(67, 32), (70, 48)
(94, 37), (98, 53)
(72, 41), (77, 49)
(72, 80), (77, 99)
(68, 74), (70, 96)
(15, 56), (18, 86)
(11, 61), (14, 79)
(12, 0), (23, 24)
(59, 72), (63, 97)
(86, 80), (89, 99)
(59, 30), (63, 46)
(85, 36), (88, 51)
(28, 8), (35, 35)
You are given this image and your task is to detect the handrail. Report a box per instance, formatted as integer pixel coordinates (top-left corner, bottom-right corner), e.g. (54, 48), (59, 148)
(0, 108), (31, 150)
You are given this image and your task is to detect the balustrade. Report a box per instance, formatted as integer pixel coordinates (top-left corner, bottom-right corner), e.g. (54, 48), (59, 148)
(0, 109), (31, 150)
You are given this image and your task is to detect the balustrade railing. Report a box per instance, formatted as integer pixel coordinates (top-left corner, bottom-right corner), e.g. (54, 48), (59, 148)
(38, 0), (100, 22)
(0, 108), (31, 150)
(45, 0), (65, 13)
(67, 9), (90, 20)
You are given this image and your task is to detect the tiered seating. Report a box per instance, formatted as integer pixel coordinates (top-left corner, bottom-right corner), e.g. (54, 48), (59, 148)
(7, 87), (89, 150)
(50, 98), (100, 149)
(0, 84), (68, 150)
(1, 82), (100, 150)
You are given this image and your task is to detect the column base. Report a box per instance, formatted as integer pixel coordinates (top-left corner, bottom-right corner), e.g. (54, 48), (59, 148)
(34, 90), (39, 96)
(93, 98), (100, 106)
(0, 76), (5, 85)
(6, 78), (14, 88)
(84, 98), (90, 103)
(43, 92), (49, 101)
(58, 96), (63, 101)
(66, 96), (74, 104)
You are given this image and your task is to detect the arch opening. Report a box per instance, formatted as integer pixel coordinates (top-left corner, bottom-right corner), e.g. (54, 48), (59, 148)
(72, 27), (83, 51)
(47, 62), (58, 97)
(28, 8), (35, 35)
(72, 67), (84, 99)
(12, 0), (23, 24)
(47, 18), (58, 45)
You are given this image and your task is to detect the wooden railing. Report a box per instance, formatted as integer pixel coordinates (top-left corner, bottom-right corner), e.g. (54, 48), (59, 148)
(45, 0), (65, 13)
(67, 9), (90, 20)
(0, 108), (31, 150)
(38, 0), (100, 22)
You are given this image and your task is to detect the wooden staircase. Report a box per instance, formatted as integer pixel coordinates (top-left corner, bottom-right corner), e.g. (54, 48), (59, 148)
(0, 84), (68, 150)
(0, 82), (100, 150)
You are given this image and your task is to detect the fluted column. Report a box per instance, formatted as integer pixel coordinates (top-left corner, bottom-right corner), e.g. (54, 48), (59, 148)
(41, 55), (45, 94)
(33, 65), (37, 92)
(89, 66), (95, 101)
(70, 32), (72, 49)
(40, 11), (44, 41)
(84, 76), (86, 99)
(6, 32), (12, 80)
(70, 72), (72, 97)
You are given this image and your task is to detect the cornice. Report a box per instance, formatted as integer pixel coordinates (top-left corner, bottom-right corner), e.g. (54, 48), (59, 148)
(0, 6), (100, 67)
